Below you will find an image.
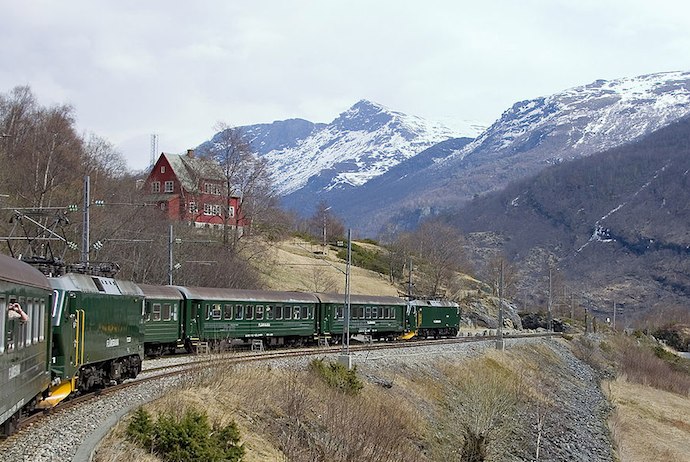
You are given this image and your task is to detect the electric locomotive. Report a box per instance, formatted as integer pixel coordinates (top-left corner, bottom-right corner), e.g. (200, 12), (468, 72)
(40, 273), (145, 407)
(406, 299), (460, 339)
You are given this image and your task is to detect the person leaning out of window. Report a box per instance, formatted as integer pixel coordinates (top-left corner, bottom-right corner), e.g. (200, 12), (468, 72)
(8, 302), (28, 323)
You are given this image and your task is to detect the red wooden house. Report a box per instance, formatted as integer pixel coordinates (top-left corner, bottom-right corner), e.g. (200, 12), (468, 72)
(143, 150), (248, 230)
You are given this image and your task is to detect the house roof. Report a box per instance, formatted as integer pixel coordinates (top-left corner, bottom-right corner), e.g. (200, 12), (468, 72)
(163, 153), (225, 192)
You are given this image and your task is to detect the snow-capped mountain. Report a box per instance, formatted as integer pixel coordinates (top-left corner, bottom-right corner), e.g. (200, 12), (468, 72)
(449, 70), (690, 167)
(326, 71), (690, 234)
(243, 100), (481, 196)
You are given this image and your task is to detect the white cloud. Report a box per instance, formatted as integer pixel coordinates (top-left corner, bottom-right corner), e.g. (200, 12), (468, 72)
(2, 0), (690, 170)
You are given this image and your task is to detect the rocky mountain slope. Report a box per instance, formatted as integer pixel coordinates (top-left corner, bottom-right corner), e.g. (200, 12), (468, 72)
(447, 114), (690, 313)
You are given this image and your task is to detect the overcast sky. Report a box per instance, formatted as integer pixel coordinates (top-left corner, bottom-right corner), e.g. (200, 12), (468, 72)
(3, 0), (690, 171)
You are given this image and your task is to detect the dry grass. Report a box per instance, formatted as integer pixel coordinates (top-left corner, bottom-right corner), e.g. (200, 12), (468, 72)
(253, 238), (399, 295)
(616, 343), (690, 396)
(96, 363), (426, 462)
(605, 376), (690, 462)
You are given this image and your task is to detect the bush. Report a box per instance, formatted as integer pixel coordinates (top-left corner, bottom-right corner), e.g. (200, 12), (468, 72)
(126, 407), (244, 462)
(654, 326), (690, 352)
(336, 242), (392, 276)
(617, 340), (690, 396)
(310, 359), (364, 395)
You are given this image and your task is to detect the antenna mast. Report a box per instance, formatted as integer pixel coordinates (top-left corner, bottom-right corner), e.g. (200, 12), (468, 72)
(150, 134), (159, 167)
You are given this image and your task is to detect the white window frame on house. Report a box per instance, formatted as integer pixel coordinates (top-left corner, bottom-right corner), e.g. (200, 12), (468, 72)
(164, 180), (174, 193)
(152, 181), (160, 193)
(203, 203), (213, 215)
(189, 201), (198, 214)
(204, 183), (222, 195)
(212, 204), (221, 215)
(228, 205), (235, 217)
(161, 166), (166, 173)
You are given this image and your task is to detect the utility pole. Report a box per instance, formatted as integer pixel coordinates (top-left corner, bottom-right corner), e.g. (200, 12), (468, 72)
(322, 206), (331, 255)
(496, 259), (505, 350)
(339, 228), (353, 369)
(168, 224), (174, 285)
(407, 257), (413, 300)
(547, 268), (553, 332)
(81, 176), (90, 265)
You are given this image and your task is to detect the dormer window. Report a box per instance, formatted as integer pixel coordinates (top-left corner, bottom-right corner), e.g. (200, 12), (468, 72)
(161, 166), (166, 173)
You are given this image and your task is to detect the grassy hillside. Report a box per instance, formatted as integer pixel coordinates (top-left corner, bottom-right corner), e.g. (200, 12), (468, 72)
(250, 237), (399, 296)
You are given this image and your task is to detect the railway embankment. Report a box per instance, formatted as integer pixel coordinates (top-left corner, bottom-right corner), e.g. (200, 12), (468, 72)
(94, 337), (613, 462)
(2, 336), (620, 461)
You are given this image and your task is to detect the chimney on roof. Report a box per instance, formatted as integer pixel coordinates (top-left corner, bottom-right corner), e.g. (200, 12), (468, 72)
(186, 149), (195, 158)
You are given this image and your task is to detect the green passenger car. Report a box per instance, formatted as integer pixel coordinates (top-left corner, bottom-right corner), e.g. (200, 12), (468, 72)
(407, 299), (460, 338)
(0, 254), (51, 435)
(315, 293), (407, 343)
(45, 273), (144, 402)
(176, 287), (319, 349)
(138, 284), (183, 357)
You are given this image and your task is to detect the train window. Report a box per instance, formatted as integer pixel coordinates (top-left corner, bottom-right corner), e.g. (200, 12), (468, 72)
(0, 296), (5, 353)
(39, 299), (46, 342)
(245, 305), (254, 320)
(235, 305), (243, 320)
(18, 297), (25, 349)
(284, 306), (292, 320)
(162, 304), (172, 321)
(301, 305), (308, 320)
(390, 308), (396, 319)
(256, 305), (264, 320)
(372, 307), (378, 319)
(365, 306), (371, 319)
(275, 305), (283, 320)
(293, 306), (300, 320)
(379, 307), (385, 319)
(336, 305), (343, 319)
(24, 299), (32, 346)
(152, 303), (162, 321)
(224, 304), (233, 320)
(266, 305), (274, 320)
(212, 304), (222, 320)
(144, 303), (152, 321)
(32, 299), (40, 344)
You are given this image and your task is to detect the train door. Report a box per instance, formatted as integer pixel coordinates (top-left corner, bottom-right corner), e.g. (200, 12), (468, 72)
(184, 301), (202, 353)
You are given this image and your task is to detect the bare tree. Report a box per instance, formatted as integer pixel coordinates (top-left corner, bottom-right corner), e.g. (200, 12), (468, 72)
(0, 86), (83, 208)
(396, 220), (467, 298)
(485, 254), (519, 299)
(208, 123), (274, 248)
(307, 200), (345, 247)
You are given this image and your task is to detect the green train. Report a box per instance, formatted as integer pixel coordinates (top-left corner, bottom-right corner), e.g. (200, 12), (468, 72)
(1, 252), (459, 435)
(139, 286), (460, 353)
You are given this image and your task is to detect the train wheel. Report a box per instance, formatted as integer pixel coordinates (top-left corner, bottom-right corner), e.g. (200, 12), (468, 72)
(1, 412), (19, 437)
